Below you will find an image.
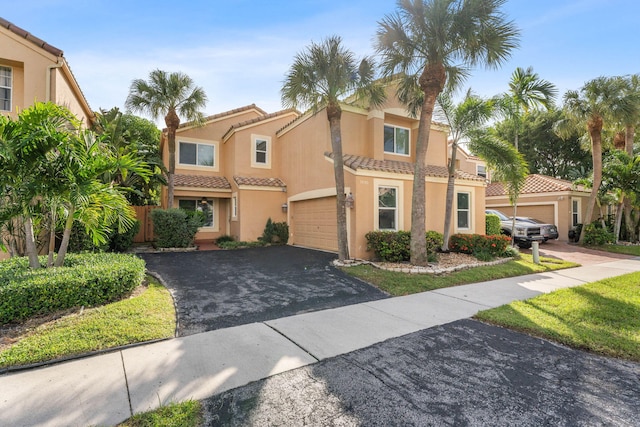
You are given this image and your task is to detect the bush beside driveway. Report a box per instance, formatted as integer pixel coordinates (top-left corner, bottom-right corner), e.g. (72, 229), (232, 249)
(139, 246), (388, 336)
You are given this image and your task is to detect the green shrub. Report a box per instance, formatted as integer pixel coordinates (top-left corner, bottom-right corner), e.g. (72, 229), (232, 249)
(0, 252), (145, 324)
(109, 220), (140, 252)
(486, 214), (501, 236)
(67, 220), (140, 253)
(151, 208), (204, 248)
(365, 230), (442, 262)
(583, 223), (615, 246)
(449, 234), (511, 260)
(218, 240), (267, 249)
(260, 218), (289, 245)
(216, 235), (235, 244)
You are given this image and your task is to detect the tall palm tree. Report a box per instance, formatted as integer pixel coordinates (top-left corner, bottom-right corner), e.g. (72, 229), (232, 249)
(496, 66), (557, 151)
(558, 76), (636, 243)
(376, 0), (520, 266)
(436, 89), (493, 251)
(125, 70), (207, 208)
(282, 36), (385, 261)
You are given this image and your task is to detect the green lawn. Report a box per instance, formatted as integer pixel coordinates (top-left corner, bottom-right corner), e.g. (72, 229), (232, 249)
(475, 272), (640, 361)
(0, 276), (175, 368)
(119, 400), (202, 427)
(589, 244), (640, 256)
(343, 254), (578, 296)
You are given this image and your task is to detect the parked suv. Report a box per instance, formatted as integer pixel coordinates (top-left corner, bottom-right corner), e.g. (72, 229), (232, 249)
(514, 217), (559, 241)
(485, 209), (545, 248)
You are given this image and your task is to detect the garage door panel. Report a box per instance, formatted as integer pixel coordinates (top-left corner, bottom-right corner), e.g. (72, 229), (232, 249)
(292, 197), (338, 252)
(517, 205), (555, 225)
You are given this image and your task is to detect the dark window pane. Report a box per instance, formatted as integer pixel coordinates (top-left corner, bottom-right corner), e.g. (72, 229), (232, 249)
(379, 209), (396, 230)
(256, 140), (267, 152)
(384, 125), (394, 153)
(179, 199), (196, 211)
(198, 144), (214, 166)
(457, 193), (469, 210)
(396, 128), (409, 154)
(379, 187), (396, 208)
(179, 142), (197, 165)
(256, 151), (266, 164)
(457, 211), (469, 228)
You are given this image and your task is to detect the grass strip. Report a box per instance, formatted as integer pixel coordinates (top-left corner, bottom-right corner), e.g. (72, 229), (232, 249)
(589, 244), (640, 256)
(343, 254), (577, 296)
(0, 276), (175, 368)
(119, 400), (203, 427)
(475, 271), (640, 361)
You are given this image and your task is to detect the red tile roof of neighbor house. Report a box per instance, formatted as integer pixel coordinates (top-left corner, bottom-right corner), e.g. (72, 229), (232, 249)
(327, 153), (485, 182)
(233, 176), (286, 187)
(222, 109), (299, 140)
(486, 174), (590, 197)
(0, 17), (63, 57)
(176, 104), (268, 130)
(174, 174), (231, 189)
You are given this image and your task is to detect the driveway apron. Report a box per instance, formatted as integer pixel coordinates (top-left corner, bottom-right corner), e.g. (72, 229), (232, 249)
(139, 246), (388, 336)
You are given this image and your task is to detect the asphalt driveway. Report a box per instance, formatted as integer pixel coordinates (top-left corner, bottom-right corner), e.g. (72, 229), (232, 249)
(202, 319), (640, 426)
(139, 246), (388, 336)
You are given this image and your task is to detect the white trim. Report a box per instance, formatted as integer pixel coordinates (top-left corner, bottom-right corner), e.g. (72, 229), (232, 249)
(231, 192), (238, 221)
(177, 137), (219, 172)
(251, 134), (271, 169)
(374, 179), (403, 231)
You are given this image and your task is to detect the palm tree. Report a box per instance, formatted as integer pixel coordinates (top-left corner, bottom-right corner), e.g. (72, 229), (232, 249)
(496, 66), (557, 151)
(281, 36), (385, 261)
(557, 76), (636, 243)
(125, 70), (207, 208)
(376, 0), (520, 266)
(436, 89), (493, 251)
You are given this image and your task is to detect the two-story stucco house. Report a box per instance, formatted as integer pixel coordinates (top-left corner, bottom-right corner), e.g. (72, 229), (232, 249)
(166, 84), (487, 260)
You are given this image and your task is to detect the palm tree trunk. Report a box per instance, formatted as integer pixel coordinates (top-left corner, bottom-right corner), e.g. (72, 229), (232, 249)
(47, 206), (56, 267)
(24, 216), (40, 269)
(412, 64), (445, 266)
(54, 207), (75, 267)
(165, 109), (181, 210)
(579, 123), (603, 243)
(614, 201), (624, 244)
(327, 104), (349, 261)
(441, 144), (457, 252)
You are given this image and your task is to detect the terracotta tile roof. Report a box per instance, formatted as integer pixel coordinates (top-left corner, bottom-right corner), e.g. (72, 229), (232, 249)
(222, 109), (299, 140)
(327, 153), (485, 182)
(177, 104), (268, 129)
(233, 176), (286, 187)
(0, 17), (63, 57)
(486, 174), (589, 197)
(174, 174), (231, 189)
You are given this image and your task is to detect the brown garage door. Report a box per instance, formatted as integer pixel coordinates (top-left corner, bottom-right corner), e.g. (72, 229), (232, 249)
(516, 204), (555, 225)
(292, 197), (338, 252)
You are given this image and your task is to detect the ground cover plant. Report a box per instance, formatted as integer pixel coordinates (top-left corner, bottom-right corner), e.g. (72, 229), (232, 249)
(0, 276), (175, 369)
(589, 244), (640, 256)
(475, 272), (640, 361)
(0, 252), (145, 324)
(118, 400), (202, 427)
(343, 254), (577, 296)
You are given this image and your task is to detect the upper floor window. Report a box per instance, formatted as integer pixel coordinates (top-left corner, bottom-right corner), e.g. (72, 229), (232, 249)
(251, 135), (271, 168)
(477, 165), (487, 178)
(179, 141), (214, 167)
(384, 125), (410, 155)
(0, 66), (11, 112)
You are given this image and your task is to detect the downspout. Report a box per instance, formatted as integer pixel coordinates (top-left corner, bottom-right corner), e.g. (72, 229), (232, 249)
(46, 60), (63, 102)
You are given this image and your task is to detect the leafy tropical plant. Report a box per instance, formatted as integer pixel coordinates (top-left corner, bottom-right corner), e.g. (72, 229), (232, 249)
(125, 70), (208, 208)
(281, 35), (385, 261)
(376, 0), (520, 265)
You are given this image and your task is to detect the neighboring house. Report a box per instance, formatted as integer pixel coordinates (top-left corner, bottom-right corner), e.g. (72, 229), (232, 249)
(486, 174), (593, 242)
(450, 144), (490, 181)
(0, 18), (94, 261)
(0, 17), (93, 124)
(167, 85), (487, 259)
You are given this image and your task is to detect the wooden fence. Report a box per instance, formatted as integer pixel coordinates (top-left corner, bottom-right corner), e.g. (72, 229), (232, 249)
(132, 206), (160, 243)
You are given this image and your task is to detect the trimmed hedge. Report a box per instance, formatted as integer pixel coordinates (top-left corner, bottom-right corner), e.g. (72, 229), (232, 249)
(365, 230), (443, 262)
(486, 214), (501, 236)
(0, 253), (146, 325)
(151, 208), (204, 248)
(583, 223), (615, 246)
(449, 233), (511, 260)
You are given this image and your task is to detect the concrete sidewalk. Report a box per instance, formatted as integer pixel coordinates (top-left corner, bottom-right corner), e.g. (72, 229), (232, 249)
(1, 258), (639, 427)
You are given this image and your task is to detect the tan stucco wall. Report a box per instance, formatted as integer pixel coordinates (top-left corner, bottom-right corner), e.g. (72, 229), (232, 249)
(236, 188), (287, 242)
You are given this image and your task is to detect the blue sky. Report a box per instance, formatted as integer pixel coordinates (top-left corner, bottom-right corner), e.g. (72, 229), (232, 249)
(5, 1), (640, 121)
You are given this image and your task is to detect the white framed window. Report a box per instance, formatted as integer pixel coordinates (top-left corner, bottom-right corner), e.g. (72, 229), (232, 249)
(457, 192), (471, 229)
(231, 193), (238, 219)
(179, 199), (214, 228)
(477, 164), (487, 178)
(572, 198), (581, 226)
(378, 186), (398, 230)
(384, 125), (410, 155)
(0, 66), (11, 112)
(179, 141), (215, 167)
(251, 134), (271, 168)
